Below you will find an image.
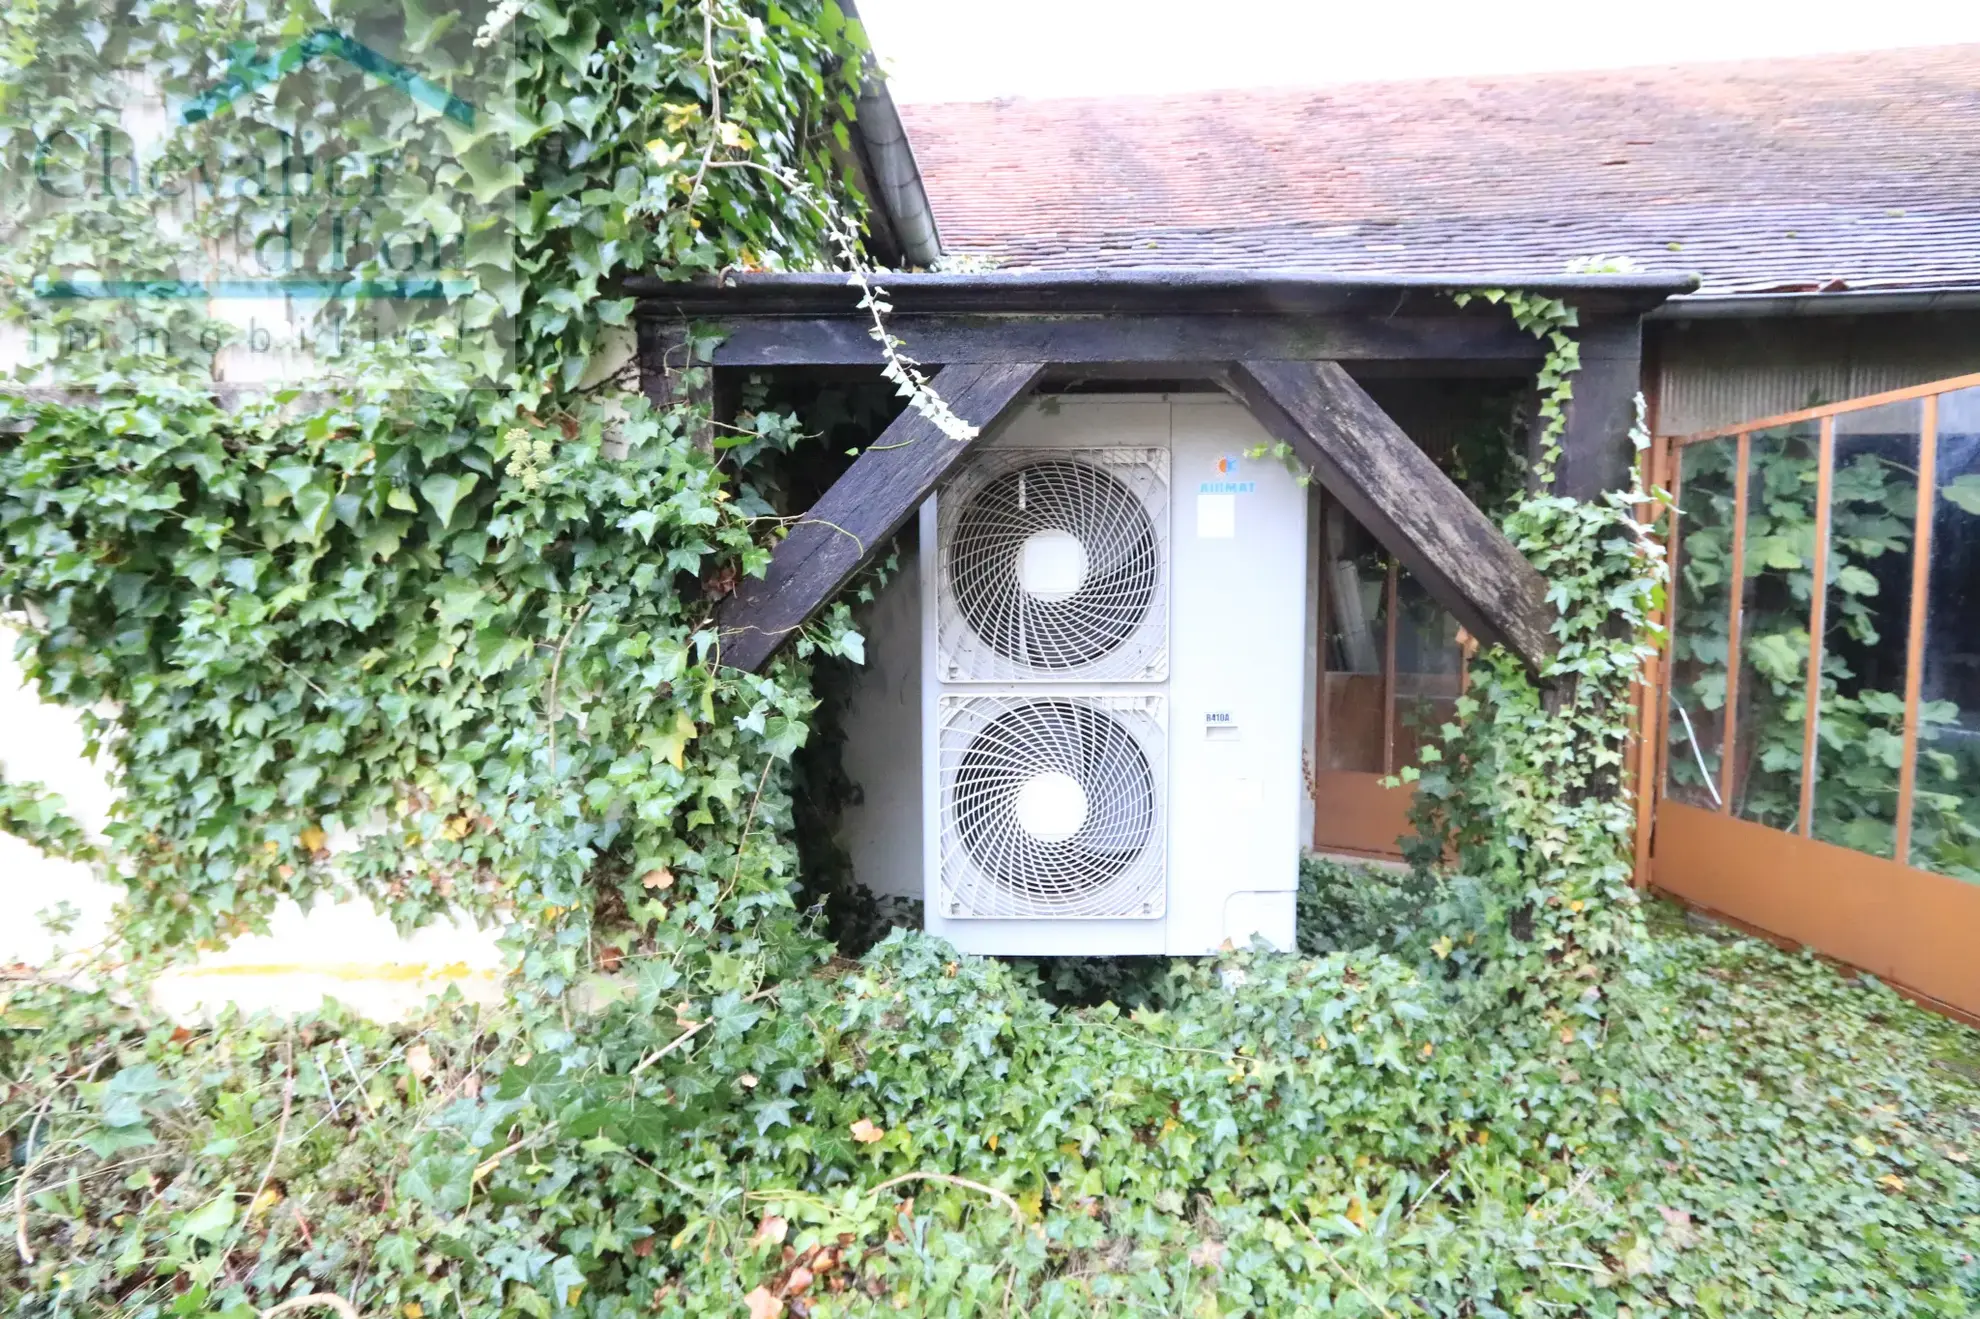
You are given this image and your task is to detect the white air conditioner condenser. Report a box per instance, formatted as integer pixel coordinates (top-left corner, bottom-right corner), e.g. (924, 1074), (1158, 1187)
(919, 396), (1309, 956)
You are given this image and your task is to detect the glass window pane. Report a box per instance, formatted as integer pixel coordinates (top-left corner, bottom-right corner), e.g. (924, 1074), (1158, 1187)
(1392, 570), (1463, 770)
(1910, 385), (1980, 881)
(1730, 421), (1822, 830)
(1807, 401), (1919, 859)
(1665, 438), (1739, 808)
(1319, 500), (1387, 773)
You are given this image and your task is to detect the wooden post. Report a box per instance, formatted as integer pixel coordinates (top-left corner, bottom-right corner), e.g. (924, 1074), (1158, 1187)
(714, 362), (1046, 673)
(1226, 359), (1558, 673)
(637, 323), (715, 452)
(1553, 315), (1645, 500)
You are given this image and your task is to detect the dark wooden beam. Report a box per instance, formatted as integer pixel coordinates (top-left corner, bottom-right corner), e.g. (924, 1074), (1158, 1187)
(1553, 316), (1645, 499)
(637, 312), (1546, 370)
(1226, 360), (1558, 670)
(637, 324), (715, 451)
(626, 269), (1697, 318)
(715, 361), (1046, 673)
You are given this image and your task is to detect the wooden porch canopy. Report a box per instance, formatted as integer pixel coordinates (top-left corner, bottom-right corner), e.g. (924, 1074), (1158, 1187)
(627, 270), (1695, 674)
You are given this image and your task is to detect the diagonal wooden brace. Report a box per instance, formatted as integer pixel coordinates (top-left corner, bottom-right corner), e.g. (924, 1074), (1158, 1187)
(714, 361), (1046, 672)
(1227, 359), (1558, 671)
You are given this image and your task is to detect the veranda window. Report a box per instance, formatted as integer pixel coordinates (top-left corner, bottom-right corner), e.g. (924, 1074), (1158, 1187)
(1315, 491), (1466, 779)
(1662, 374), (1980, 880)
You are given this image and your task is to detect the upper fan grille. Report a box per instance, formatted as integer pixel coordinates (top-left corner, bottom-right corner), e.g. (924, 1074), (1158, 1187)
(939, 451), (1168, 682)
(939, 695), (1166, 920)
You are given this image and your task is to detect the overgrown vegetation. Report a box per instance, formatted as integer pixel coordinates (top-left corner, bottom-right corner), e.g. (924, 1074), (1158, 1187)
(2, 3), (1977, 1317)
(6, 877), (1977, 1318)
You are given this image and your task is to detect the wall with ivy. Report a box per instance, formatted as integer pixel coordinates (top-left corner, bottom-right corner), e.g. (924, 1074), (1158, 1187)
(2, 636), (513, 1013)
(8, 5), (1975, 1316)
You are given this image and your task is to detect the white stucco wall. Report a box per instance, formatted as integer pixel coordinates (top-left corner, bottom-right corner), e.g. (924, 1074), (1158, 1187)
(0, 321), (638, 1019)
(0, 640), (123, 966)
(1, 637), (506, 1017)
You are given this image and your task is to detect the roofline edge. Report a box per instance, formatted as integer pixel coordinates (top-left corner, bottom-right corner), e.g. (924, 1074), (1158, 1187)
(1656, 287), (1980, 319)
(626, 268), (1699, 317)
(842, 0), (941, 267)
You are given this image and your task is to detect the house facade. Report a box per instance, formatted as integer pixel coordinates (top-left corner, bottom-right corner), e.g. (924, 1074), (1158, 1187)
(794, 42), (1980, 1012)
(6, 39), (1978, 1016)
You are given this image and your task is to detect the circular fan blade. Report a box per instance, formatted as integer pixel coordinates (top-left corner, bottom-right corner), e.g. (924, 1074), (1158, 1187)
(950, 699), (1158, 912)
(949, 459), (1160, 672)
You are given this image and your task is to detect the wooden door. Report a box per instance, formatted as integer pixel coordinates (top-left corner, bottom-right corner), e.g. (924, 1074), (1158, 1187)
(1310, 490), (1466, 858)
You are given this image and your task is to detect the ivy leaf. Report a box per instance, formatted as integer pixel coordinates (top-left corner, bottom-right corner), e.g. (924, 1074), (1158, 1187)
(375, 1233), (419, 1272)
(397, 1152), (475, 1213)
(293, 481), (336, 541)
(420, 473), (480, 529)
(176, 1193), (236, 1243)
(619, 508), (661, 543)
(649, 709), (699, 771)
(495, 1055), (584, 1111)
(754, 1098), (797, 1135)
(544, 1255), (586, 1308)
(266, 458), (315, 499)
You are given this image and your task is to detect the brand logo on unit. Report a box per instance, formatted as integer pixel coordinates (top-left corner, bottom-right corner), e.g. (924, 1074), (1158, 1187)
(1200, 455), (1255, 495)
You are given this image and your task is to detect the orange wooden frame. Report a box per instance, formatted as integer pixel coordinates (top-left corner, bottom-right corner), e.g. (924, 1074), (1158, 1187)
(1798, 417), (1836, 837)
(1893, 394), (1940, 865)
(1656, 803), (1980, 1022)
(1670, 371), (1980, 446)
(1651, 373), (1980, 1021)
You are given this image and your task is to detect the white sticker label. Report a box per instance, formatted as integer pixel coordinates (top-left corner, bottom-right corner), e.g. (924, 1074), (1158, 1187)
(1197, 491), (1235, 539)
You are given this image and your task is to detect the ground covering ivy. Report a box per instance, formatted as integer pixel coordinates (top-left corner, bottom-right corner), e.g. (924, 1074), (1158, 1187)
(5, 892), (1977, 1318)
(2, 3), (1978, 1318)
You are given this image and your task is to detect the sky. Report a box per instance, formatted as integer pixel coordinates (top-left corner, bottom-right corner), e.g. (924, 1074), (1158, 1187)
(853, 0), (1980, 103)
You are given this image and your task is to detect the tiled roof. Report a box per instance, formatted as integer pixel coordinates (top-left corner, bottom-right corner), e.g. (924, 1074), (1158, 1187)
(895, 45), (1980, 296)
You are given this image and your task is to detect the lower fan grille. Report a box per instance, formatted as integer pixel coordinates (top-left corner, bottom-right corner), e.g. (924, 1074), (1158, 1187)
(938, 695), (1166, 920)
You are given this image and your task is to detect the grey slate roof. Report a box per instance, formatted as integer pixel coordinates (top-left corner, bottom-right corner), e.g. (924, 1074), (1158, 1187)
(895, 45), (1980, 297)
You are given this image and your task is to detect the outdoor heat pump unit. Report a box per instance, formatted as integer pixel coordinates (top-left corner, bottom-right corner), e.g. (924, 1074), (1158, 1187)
(919, 396), (1310, 956)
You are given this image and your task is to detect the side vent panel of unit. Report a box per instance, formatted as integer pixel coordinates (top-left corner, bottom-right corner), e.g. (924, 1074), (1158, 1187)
(938, 449), (1168, 683)
(938, 694), (1166, 920)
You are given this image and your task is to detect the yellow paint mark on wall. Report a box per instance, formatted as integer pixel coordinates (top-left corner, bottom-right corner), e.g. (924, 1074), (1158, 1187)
(173, 961), (499, 983)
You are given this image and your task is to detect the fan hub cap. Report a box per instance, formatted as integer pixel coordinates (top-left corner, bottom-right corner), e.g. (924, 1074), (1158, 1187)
(1013, 770), (1089, 843)
(1015, 528), (1089, 602)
